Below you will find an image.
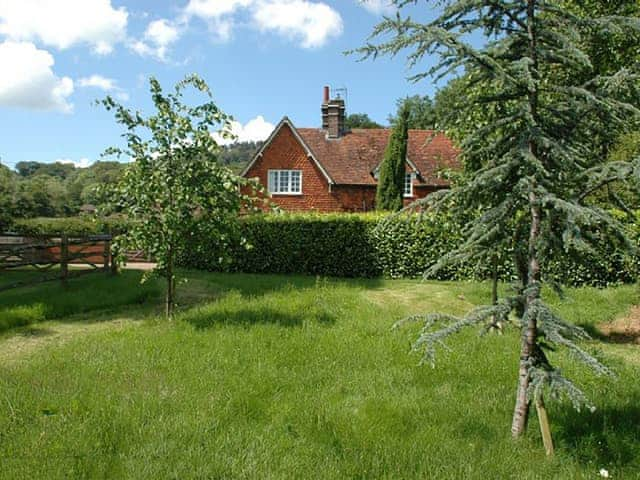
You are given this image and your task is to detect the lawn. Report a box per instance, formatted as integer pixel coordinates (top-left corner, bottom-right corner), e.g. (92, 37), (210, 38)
(0, 271), (638, 479)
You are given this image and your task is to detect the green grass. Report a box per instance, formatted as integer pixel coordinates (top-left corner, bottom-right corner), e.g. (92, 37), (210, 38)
(0, 272), (638, 479)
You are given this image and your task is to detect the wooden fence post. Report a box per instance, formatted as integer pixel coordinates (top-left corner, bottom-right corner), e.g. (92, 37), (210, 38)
(104, 239), (111, 274)
(60, 234), (69, 283)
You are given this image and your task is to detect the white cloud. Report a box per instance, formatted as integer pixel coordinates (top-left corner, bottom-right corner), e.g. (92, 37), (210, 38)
(183, 0), (342, 48)
(213, 115), (274, 146)
(0, 0), (128, 54)
(184, 0), (254, 19)
(78, 74), (129, 101)
(0, 41), (73, 113)
(131, 18), (180, 61)
(253, 0), (343, 48)
(57, 157), (93, 168)
(357, 0), (396, 15)
(78, 74), (116, 91)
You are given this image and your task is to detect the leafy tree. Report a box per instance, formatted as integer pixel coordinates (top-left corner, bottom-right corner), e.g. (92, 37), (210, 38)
(358, 0), (640, 445)
(15, 161), (75, 179)
(388, 95), (437, 129)
(15, 161), (42, 177)
(0, 163), (16, 228)
(67, 161), (125, 206)
(100, 75), (261, 317)
(376, 102), (409, 211)
(345, 113), (383, 129)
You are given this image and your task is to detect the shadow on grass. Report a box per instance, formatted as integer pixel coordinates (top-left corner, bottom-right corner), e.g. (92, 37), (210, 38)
(0, 270), (162, 335)
(553, 398), (640, 467)
(182, 306), (336, 329)
(181, 269), (385, 298)
(578, 323), (640, 346)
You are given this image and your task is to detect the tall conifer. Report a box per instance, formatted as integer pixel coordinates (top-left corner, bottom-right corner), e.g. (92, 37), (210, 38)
(376, 102), (410, 211)
(358, 0), (640, 440)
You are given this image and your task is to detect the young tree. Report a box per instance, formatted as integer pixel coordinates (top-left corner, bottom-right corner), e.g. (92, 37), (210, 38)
(376, 102), (410, 211)
(0, 163), (15, 229)
(100, 75), (260, 318)
(358, 0), (640, 443)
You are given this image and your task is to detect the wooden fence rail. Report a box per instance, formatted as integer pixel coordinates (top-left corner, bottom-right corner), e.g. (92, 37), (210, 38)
(0, 233), (115, 291)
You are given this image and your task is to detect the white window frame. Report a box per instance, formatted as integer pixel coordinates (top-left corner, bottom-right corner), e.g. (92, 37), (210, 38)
(267, 169), (303, 195)
(403, 172), (414, 198)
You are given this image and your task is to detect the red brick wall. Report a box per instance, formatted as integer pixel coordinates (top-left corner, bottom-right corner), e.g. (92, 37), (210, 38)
(243, 124), (446, 212)
(244, 124), (344, 212)
(403, 185), (445, 207)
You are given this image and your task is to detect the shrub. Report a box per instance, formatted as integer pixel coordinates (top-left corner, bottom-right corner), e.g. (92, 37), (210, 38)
(179, 211), (639, 286)
(9, 216), (129, 237)
(180, 213), (382, 278)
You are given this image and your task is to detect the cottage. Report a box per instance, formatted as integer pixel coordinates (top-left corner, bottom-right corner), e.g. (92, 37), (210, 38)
(241, 87), (459, 212)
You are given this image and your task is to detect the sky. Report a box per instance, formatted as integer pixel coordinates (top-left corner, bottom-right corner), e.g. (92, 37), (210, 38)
(0, 0), (449, 169)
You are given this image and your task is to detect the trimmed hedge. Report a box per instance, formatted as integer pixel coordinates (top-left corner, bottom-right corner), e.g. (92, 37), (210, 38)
(180, 211), (639, 286)
(180, 213), (382, 278)
(6, 213), (638, 286)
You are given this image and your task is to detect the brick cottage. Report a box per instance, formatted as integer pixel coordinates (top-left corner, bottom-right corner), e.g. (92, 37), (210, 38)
(241, 87), (460, 212)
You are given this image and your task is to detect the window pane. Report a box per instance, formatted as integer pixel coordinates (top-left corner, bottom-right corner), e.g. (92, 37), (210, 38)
(279, 171), (289, 192)
(268, 171), (277, 193)
(291, 171), (301, 193)
(404, 173), (412, 196)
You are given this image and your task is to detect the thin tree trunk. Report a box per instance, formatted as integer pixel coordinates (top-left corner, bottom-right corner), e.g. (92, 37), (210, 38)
(512, 0), (541, 439)
(165, 243), (174, 319)
(511, 193), (541, 437)
(491, 254), (498, 306)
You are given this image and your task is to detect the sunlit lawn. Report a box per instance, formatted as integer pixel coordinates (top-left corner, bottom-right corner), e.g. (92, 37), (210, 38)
(0, 271), (638, 479)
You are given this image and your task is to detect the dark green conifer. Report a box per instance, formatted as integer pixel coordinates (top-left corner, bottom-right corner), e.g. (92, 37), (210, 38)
(376, 102), (410, 211)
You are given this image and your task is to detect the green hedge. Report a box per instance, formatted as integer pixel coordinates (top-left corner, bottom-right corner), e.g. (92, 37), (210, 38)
(179, 213), (382, 278)
(7, 213), (638, 286)
(179, 212), (639, 286)
(9, 216), (129, 236)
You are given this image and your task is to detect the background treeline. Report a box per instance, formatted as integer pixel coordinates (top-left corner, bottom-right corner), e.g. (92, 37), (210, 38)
(0, 141), (264, 227)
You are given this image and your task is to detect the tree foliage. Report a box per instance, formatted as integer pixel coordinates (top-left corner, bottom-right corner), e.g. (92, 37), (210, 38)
(345, 113), (383, 129)
(99, 74), (261, 317)
(376, 102), (410, 211)
(388, 95), (437, 129)
(357, 0), (640, 443)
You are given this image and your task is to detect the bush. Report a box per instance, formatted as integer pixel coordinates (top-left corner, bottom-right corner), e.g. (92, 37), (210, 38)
(180, 213), (382, 278)
(9, 216), (129, 237)
(10, 213), (636, 286)
(179, 211), (639, 286)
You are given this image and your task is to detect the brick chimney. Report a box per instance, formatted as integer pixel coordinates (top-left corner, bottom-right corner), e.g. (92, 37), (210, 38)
(321, 86), (346, 139)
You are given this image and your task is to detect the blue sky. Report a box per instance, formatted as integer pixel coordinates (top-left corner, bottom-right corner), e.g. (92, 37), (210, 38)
(0, 0), (446, 169)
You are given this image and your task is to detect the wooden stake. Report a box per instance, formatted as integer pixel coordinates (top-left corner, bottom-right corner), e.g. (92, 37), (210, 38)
(60, 234), (69, 284)
(103, 240), (111, 273)
(536, 395), (554, 456)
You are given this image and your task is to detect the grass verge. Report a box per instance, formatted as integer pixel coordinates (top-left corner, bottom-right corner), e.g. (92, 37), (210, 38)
(0, 272), (638, 479)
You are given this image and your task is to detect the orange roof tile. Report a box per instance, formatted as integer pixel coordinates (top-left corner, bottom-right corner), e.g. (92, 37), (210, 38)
(296, 128), (460, 186)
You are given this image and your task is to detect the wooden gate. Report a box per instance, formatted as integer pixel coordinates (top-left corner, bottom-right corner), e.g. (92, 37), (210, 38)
(0, 233), (115, 291)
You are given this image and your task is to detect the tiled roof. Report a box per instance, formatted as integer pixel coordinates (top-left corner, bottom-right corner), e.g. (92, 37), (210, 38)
(296, 128), (460, 186)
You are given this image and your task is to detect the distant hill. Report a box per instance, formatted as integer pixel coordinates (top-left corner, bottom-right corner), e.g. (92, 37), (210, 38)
(220, 141), (262, 173)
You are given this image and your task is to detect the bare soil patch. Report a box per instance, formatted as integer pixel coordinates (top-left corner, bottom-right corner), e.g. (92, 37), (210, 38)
(598, 305), (640, 345)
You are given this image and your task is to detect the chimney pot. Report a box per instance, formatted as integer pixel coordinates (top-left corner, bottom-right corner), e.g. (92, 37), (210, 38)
(323, 86), (330, 103)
